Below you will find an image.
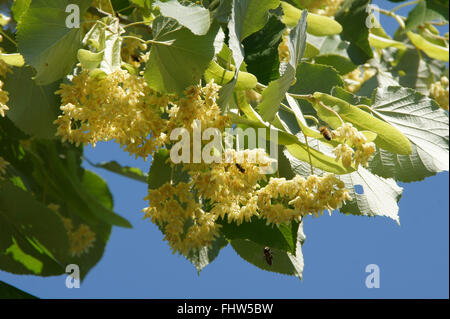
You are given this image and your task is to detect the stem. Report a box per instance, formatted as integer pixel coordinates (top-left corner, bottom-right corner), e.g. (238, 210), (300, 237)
(87, 6), (152, 33)
(304, 115), (320, 126)
(107, 0), (116, 15)
(279, 102), (296, 115)
(0, 29), (17, 46)
(208, 0), (220, 10)
(356, 104), (374, 115)
(390, 0), (420, 13)
(315, 99), (345, 125)
(303, 133), (315, 175)
(117, 5), (134, 13)
(288, 93), (315, 102)
(123, 21), (152, 29)
(373, 6), (406, 29)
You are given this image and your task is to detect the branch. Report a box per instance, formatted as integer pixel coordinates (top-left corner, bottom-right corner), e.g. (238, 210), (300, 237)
(87, 6), (152, 34)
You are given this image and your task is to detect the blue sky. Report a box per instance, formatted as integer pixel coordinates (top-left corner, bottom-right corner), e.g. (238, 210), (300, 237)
(0, 0), (448, 298)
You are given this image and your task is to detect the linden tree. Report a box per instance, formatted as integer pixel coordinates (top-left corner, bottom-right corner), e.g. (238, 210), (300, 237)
(0, 0), (448, 289)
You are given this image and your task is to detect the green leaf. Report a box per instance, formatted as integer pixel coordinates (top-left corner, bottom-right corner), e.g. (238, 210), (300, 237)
(0, 281), (38, 299)
(335, 0), (373, 65)
(406, 0), (448, 31)
(425, 0), (449, 21)
(257, 64), (296, 122)
(147, 149), (190, 189)
(185, 235), (228, 273)
(11, 0), (31, 23)
(230, 222), (305, 279)
(81, 170), (132, 228)
(154, 0), (211, 35)
(338, 168), (403, 223)
(4, 67), (61, 139)
(391, 48), (434, 95)
(219, 217), (299, 254)
(87, 160), (148, 183)
(82, 17), (124, 74)
(291, 62), (344, 94)
(368, 86), (449, 182)
(0, 180), (69, 276)
(407, 31), (449, 62)
(280, 1), (343, 36)
(17, 0), (91, 85)
(218, 0), (278, 110)
(312, 92), (413, 155)
(243, 14), (285, 84)
(257, 11), (308, 122)
(144, 17), (219, 94)
(237, 0), (281, 41)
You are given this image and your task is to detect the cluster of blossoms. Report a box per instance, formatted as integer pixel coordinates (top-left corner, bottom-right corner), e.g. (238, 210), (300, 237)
(55, 71), (229, 161)
(0, 35), (11, 118)
(332, 123), (376, 168)
(54, 70), (169, 160)
(298, 0), (344, 16)
(257, 174), (351, 225)
(0, 155), (9, 180)
(55, 66), (352, 256)
(342, 67), (376, 93)
(143, 149), (273, 255)
(430, 76), (449, 111)
(143, 148), (351, 255)
(48, 203), (96, 257)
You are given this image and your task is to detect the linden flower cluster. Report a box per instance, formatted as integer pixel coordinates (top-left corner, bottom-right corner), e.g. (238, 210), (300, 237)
(166, 81), (230, 139)
(143, 148), (351, 254)
(48, 203), (96, 257)
(343, 67), (376, 93)
(54, 70), (169, 160)
(257, 174), (351, 225)
(299, 0), (344, 16)
(430, 76), (449, 111)
(143, 149), (273, 255)
(188, 149), (274, 225)
(143, 182), (221, 256)
(332, 123), (376, 168)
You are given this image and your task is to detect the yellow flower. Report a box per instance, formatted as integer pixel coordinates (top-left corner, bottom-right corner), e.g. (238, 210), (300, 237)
(430, 76), (449, 111)
(332, 123), (375, 168)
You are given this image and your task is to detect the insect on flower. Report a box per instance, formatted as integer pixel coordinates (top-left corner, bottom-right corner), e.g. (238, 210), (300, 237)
(235, 163), (246, 173)
(263, 246), (273, 266)
(319, 126), (333, 141)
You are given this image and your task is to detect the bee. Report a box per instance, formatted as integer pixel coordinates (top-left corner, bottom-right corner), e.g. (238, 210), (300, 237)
(263, 246), (273, 266)
(235, 163), (246, 173)
(319, 126), (333, 141)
